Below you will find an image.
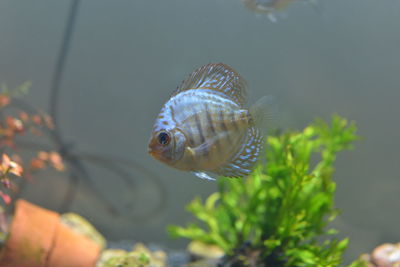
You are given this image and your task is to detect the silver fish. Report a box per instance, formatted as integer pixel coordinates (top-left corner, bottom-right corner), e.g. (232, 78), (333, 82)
(148, 63), (269, 180)
(241, 0), (297, 22)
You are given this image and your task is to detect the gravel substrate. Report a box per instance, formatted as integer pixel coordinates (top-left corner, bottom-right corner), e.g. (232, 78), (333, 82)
(107, 240), (189, 266)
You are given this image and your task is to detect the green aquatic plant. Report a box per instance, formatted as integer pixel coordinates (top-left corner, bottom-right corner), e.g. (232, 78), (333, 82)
(0, 83), (64, 244)
(168, 115), (359, 266)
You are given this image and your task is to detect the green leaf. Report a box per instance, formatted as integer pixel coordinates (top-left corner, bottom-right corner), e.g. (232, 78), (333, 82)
(167, 115), (358, 266)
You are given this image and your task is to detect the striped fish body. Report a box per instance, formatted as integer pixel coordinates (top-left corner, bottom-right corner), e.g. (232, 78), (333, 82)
(162, 89), (250, 171)
(242, 0), (293, 12)
(148, 63), (265, 179)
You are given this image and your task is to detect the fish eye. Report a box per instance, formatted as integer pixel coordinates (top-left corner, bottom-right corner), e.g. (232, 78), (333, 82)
(157, 131), (170, 145)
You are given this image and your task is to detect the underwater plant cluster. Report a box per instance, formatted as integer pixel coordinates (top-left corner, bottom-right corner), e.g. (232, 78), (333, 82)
(169, 115), (365, 267)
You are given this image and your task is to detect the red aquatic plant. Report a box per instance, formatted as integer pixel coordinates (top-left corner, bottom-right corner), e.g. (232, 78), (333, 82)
(0, 83), (64, 208)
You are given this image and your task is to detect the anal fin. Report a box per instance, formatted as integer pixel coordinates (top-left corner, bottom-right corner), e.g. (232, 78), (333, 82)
(213, 127), (263, 178)
(192, 171), (216, 181)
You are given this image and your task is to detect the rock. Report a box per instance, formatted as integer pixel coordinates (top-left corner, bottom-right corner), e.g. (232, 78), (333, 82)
(187, 241), (225, 260)
(371, 243), (400, 267)
(187, 241), (225, 267)
(61, 212), (106, 249)
(96, 242), (167, 267)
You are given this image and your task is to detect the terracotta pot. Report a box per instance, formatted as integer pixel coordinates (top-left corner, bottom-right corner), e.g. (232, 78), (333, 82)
(0, 199), (101, 267)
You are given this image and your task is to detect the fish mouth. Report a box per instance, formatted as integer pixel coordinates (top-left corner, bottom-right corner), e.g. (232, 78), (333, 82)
(148, 136), (174, 163)
(148, 148), (165, 163)
(148, 143), (170, 164)
(148, 140), (161, 160)
(148, 148), (157, 158)
(148, 137), (157, 155)
(148, 145), (156, 157)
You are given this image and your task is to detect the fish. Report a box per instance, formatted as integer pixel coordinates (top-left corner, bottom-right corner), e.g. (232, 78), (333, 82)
(241, 0), (295, 21)
(242, 0), (294, 12)
(148, 63), (271, 180)
(241, 0), (319, 22)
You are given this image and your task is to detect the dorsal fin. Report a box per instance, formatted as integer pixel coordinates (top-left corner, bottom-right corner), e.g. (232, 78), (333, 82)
(173, 63), (247, 106)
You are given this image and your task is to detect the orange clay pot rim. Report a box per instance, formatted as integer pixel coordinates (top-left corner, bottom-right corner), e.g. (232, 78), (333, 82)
(0, 199), (101, 267)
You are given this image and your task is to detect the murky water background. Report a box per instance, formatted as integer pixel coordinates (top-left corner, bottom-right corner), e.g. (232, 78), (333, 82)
(0, 0), (399, 263)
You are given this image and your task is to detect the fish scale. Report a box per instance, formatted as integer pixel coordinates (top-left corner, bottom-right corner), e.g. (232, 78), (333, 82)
(168, 89), (248, 170)
(148, 63), (268, 179)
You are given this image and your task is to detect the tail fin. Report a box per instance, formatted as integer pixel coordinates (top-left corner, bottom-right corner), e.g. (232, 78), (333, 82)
(249, 95), (278, 135)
